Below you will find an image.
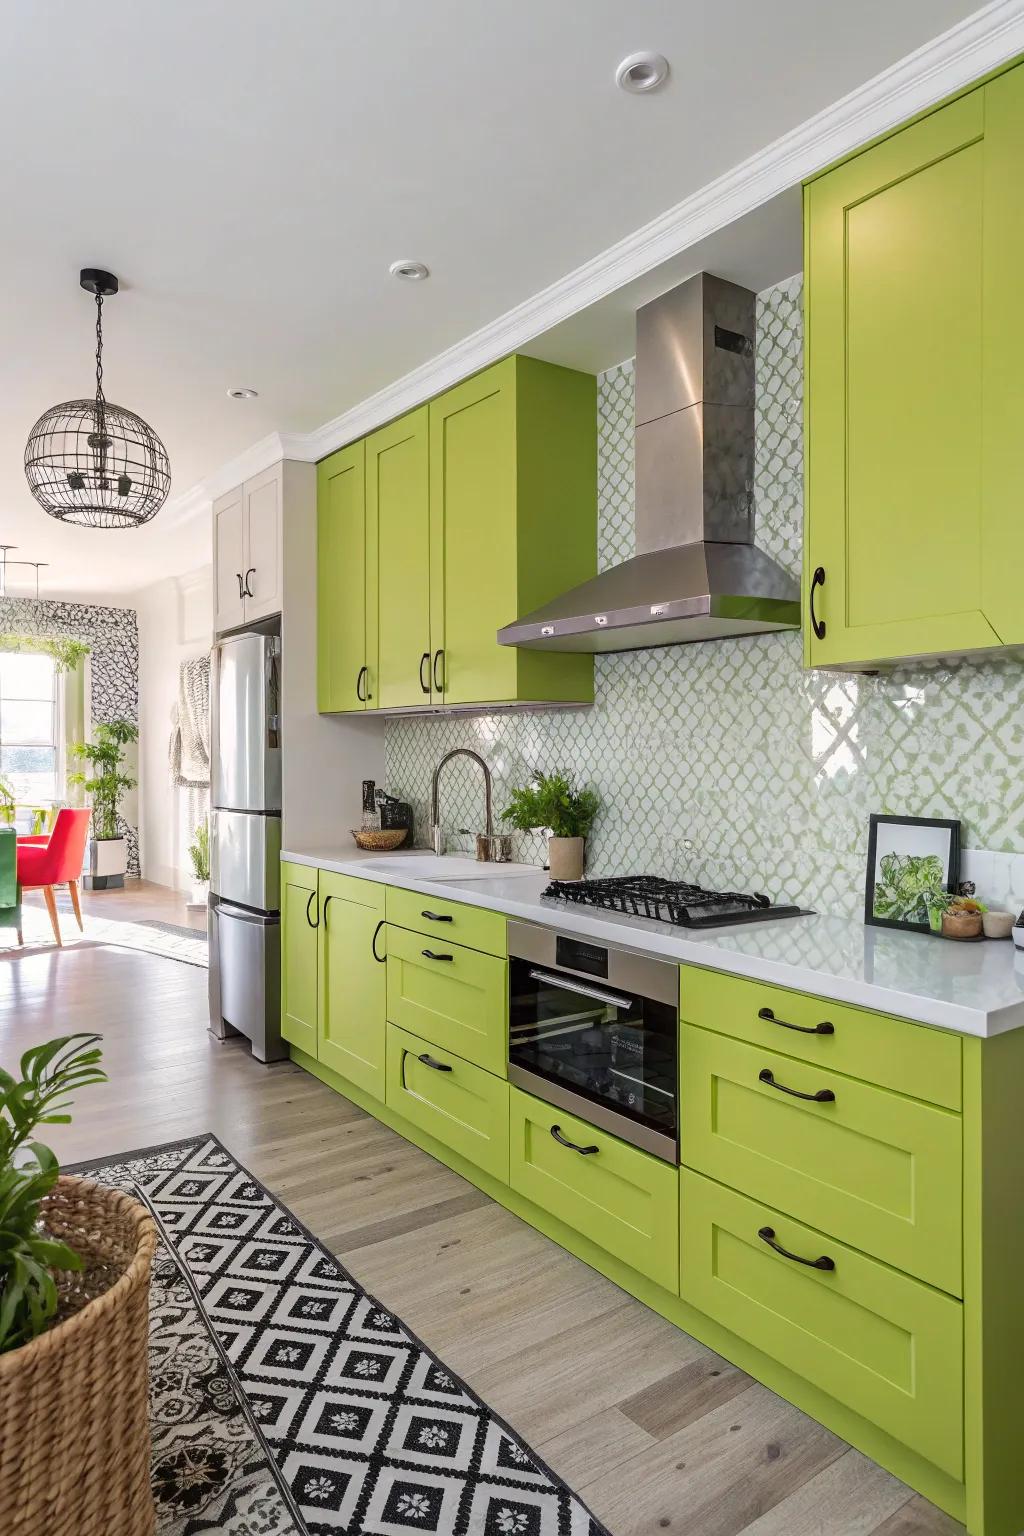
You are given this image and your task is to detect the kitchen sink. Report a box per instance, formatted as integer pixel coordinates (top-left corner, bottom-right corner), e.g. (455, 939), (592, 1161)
(359, 854), (537, 881)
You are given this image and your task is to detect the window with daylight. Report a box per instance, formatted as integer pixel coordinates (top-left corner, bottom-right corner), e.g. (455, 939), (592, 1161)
(0, 651), (62, 812)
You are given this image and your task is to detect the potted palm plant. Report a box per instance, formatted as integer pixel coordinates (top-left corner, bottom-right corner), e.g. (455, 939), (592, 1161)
(68, 719), (138, 890)
(187, 818), (210, 907)
(502, 771), (600, 881)
(0, 1033), (157, 1533)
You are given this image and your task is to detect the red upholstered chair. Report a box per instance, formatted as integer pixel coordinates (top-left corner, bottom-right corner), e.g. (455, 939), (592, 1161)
(16, 808), (91, 947)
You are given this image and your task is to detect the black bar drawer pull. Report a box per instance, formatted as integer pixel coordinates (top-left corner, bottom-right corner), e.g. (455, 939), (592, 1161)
(758, 1225), (835, 1271)
(759, 1068), (834, 1103)
(758, 1005), (834, 1036)
(419, 651), (431, 694)
(421, 910), (454, 923)
(421, 948), (454, 962)
(371, 920), (386, 963)
(550, 1124), (599, 1155)
(417, 1052), (452, 1073)
(809, 565), (826, 640)
(305, 890), (319, 928)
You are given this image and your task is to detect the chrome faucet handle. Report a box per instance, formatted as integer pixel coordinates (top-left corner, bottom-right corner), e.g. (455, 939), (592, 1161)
(432, 823), (444, 856)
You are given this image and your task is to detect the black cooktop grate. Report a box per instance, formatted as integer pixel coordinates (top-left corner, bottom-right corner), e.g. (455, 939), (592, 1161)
(541, 874), (807, 929)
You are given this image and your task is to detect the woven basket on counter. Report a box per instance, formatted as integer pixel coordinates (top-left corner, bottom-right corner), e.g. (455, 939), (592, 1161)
(351, 827), (408, 851)
(0, 1175), (158, 1536)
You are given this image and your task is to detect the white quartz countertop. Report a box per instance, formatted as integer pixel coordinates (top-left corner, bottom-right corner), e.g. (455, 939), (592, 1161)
(283, 846), (1024, 1039)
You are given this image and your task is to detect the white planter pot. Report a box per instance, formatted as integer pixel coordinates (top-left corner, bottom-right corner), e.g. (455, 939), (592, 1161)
(86, 836), (127, 891)
(189, 879), (210, 908)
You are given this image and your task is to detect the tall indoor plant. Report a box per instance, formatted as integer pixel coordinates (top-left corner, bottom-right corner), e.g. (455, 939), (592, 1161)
(502, 771), (600, 880)
(68, 719), (138, 890)
(0, 1033), (157, 1532)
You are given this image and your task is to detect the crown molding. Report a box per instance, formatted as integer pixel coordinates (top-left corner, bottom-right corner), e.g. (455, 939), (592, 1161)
(162, 0), (1024, 520)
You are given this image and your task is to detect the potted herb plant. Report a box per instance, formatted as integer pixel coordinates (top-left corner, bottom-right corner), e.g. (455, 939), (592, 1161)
(68, 719), (138, 890)
(0, 1034), (157, 1533)
(502, 772), (600, 881)
(187, 818), (210, 907)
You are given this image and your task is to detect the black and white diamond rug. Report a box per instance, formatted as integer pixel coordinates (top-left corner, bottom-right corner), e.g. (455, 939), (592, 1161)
(72, 1134), (609, 1536)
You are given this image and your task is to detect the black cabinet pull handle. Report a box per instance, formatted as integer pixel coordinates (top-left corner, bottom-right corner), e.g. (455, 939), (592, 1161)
(550, 1124), (599, 1155)
(417, 1052), (453, 1073)
(236, 572), (244, 599)
(243, 566), (256, 598)
(809, 565), (826, 641)
(421, 909), (453, 923)
(356, 665), (368, 702)
(305, 890), (319, 928)
(419, 651), (431, 694)
(758, 1005), (834, 1037)
(759, 1067), (834, 1103)
(421, 948), (454, 962)
(758, 1225), (835, 1271)
(323, 894), (333, 929)
(371, 919), (386, 963)
(433, 648), (445, 693)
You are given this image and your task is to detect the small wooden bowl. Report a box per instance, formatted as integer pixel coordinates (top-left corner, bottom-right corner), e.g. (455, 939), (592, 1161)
(351, 828), (408, 852)
(941, 908), (983, 941)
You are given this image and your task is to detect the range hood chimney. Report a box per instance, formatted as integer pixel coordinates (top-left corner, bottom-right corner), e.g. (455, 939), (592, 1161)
(498, 272), (800, 654)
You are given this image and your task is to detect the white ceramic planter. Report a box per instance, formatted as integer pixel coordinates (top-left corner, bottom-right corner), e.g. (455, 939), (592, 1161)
(189, 879), (210, 908)
(85, 836), (127, 891)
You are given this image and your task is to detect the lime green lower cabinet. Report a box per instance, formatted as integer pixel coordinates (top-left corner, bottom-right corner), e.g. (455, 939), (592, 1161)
(508, 1086), (678, 1291)
(385, 925), (507, 1075)
(280, 860), (319, 1056)
(681, 1167), (964, 1480)
(318, 873), (387, 1099)
(384, 885), (507, 957)
(385, 1023), (509, 1182)
(681, 1024), (963, 1294)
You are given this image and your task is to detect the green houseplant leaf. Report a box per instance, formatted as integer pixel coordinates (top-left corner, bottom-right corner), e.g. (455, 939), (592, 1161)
(501, 773), (600, 840)
(0, 1033), (106, 1353)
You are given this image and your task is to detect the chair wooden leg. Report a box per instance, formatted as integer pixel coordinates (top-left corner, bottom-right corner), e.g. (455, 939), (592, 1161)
(16, 925), (23, 946)
(68, 880), (83, 930)
(42, 886), (62, 947)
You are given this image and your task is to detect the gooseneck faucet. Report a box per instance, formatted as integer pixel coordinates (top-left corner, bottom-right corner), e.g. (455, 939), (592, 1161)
(430, 749), (494, 856)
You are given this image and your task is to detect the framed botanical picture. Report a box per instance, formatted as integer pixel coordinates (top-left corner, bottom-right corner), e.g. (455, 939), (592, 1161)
(865, 815), (960, 933)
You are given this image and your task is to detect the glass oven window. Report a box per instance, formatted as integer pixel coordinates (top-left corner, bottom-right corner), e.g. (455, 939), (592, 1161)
(509, 959), (677, 1142)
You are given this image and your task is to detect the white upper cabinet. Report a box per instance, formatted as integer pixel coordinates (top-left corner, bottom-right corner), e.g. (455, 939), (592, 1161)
(213, 462), (284, 633)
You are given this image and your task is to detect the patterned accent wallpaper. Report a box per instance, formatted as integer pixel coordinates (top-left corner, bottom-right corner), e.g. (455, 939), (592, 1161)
(385, 276), (1024, 917)
(0, 597), (140, 875)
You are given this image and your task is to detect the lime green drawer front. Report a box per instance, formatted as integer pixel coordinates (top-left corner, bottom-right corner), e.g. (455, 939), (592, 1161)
(681, 965), (961, 1110)
(386, 925), (507, 1075)
(681, 1024), (962, 1294)
(508, 1086), (678, 1292)
(680, 1168), (963, 1480)
(385, 1024), (509, 1183)
(385, 886), (506, 956)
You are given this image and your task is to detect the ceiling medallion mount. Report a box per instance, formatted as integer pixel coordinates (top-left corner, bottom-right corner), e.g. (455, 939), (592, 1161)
(24, 267), (171, 529)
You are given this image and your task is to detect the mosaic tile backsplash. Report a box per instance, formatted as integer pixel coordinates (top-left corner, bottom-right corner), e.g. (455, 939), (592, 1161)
(385, 276), (1024, 918)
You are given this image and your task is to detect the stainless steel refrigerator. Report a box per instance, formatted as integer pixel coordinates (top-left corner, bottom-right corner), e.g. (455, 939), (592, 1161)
(208, 631), (285, 1062)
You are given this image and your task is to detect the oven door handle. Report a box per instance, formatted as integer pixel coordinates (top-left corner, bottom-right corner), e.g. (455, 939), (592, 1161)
(527, 968), (633, 1011)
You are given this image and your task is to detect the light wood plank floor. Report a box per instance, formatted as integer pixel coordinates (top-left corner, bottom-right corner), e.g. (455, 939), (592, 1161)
(0, 882), (964, 1536)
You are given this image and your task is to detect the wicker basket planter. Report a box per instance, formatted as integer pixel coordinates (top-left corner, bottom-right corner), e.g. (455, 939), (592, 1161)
(0, 1176), (158, 1535)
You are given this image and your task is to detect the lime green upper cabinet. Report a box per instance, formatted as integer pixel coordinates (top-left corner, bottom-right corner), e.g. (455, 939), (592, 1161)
(318, 872), (387, 1099)
(804, 64), (1024, 669)
(280, 860), (319, 1057)
(367, 407), (431, 710)
(317, 441), (374, 712)
(428, 356), (595, 708)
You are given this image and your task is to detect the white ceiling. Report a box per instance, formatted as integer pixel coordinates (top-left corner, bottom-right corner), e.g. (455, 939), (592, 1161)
(0, 0), (993, 596)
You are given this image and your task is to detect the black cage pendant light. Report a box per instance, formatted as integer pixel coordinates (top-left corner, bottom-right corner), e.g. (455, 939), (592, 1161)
(24, 269), (170, 528)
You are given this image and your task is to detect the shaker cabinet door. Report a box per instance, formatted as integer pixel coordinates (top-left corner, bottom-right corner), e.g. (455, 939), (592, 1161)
(213, 485), (246, 634)
(242, 463), (283, 622)
(317, 441), (371, 712)
(804, 70), (1024, 668)
(368, 407), (431, 710)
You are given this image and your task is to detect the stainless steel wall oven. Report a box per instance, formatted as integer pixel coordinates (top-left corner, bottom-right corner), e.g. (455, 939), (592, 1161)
(507, 922), (679, 1162)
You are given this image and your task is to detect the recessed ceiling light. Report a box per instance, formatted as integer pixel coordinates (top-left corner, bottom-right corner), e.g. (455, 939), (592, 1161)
(227, 387), (259, 399)
(389, 259), (430, 282)
(615, 51), (669, 93)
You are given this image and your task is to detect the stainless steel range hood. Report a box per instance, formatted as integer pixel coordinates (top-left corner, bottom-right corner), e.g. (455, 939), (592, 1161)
(498, 272), (800, 654)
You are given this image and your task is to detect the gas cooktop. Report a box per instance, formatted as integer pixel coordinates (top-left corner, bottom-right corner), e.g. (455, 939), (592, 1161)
(541, 874), (810, 929)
